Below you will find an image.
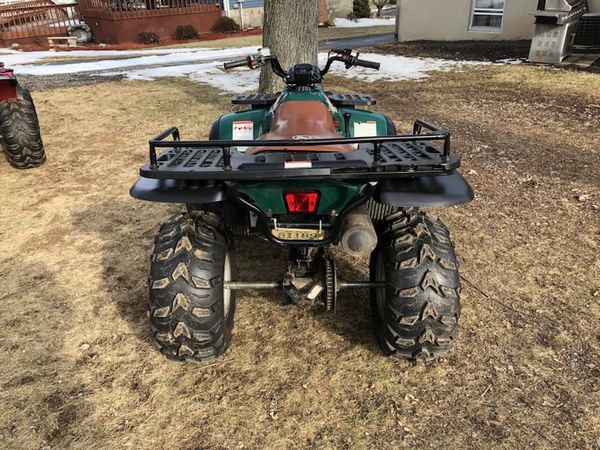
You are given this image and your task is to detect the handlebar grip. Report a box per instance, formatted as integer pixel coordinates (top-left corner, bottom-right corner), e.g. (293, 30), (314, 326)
(223, 58), (248, 70)
(355, 59), (380, 70)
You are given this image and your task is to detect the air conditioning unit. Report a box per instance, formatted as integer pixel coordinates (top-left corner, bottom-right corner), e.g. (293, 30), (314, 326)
(573, 13), (600, 49)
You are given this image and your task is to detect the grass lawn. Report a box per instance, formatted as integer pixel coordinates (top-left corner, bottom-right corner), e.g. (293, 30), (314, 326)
(0, 63), (598, 449)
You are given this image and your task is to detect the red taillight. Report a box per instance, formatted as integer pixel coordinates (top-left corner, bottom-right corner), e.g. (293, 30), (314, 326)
(284, 190), (319, 214)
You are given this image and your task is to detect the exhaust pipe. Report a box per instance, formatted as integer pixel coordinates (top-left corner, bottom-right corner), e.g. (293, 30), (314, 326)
(339, 206), (378, 258)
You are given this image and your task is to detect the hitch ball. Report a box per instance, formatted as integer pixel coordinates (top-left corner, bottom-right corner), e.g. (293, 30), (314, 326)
(340, 206), (378, 258)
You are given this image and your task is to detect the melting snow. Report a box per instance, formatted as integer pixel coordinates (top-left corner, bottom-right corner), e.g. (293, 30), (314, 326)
(0, 46), (487, 93)
(319, 52), (484, 83)
(0, 47), (256, 67)
(333, 18), (396, 28)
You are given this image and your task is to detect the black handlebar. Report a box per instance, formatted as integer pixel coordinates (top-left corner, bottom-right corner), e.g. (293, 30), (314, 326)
(222, 48), (380, 82)
(223, 57), (249, 70)
(355, 59), (380, 70)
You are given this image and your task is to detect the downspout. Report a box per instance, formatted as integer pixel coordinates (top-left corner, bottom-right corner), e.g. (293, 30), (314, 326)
(223, 0), (231, 18)
(238, 0), (245, 30)
(395, 0), (400, 41)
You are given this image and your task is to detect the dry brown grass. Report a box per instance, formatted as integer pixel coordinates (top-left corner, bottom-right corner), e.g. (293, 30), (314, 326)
(0, 65), (599, 449)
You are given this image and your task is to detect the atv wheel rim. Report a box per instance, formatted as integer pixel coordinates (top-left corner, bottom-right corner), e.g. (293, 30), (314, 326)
(374, 251), (386, 320)
(223, 251), (232, 319)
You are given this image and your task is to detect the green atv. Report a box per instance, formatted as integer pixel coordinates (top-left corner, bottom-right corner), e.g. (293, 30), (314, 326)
(131, 48), (474, 362)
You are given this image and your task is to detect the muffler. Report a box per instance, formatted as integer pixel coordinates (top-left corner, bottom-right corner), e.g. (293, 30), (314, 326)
(339, 206), (378, 258)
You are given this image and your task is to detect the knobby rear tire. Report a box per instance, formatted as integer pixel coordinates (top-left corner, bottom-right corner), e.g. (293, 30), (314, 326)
(0, 90), (46, 169)
(149, 211), (236, 362)
(371, 211), (461, 361)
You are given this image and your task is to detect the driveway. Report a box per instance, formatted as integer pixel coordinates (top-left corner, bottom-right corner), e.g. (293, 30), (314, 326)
(320, 33), (396, 50)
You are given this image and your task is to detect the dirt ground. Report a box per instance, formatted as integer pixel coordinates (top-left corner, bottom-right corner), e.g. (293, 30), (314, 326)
(372, 40), (533, 61)
(371, 40), (600, 73)
(0, 62), (599, 449)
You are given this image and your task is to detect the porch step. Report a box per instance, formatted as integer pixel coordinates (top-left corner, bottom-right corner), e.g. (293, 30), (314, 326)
(561, 52), (600, 67)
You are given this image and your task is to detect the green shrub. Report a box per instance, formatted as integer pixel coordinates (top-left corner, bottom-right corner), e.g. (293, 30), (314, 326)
(352, 0), (371, 18)
(137, 32), (159, 44)
(212, 16), (240, 33)
(174, 25), (199, 41)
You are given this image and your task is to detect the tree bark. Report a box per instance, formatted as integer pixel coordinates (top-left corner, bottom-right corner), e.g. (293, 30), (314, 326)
(258, 0), (318, 93)
(373, 0), (388, 18)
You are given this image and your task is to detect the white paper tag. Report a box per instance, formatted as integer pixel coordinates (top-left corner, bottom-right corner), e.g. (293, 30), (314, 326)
(284, 161), (313, 169)
(232, 121), (254, 153)
(354, 121), (378, 137)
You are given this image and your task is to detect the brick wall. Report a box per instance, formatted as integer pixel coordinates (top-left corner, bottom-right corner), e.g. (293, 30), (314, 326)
(318, 0), (328, 22)
(83, 9), (222, 44)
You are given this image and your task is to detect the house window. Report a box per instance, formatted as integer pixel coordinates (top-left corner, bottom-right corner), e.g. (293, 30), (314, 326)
(471, 0), (505, 30)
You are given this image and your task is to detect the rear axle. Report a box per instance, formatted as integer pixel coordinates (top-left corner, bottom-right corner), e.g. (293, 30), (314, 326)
(224, 281), (385, 290)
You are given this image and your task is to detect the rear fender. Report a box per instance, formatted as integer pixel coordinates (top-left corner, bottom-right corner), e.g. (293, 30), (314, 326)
(130, 178), (225, 204)
(0, 74), (22, 102)
(212, 108), (269, 140)
(375, 173), (474, 208)
(338, 107), (389, 137)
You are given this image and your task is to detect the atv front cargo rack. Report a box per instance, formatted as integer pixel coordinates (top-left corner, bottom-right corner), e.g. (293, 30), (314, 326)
(142, 120), (459, 181)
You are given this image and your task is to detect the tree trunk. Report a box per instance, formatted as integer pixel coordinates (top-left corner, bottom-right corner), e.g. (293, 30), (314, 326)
(374, 0), (388, 18)
(259, 0), (318, 93)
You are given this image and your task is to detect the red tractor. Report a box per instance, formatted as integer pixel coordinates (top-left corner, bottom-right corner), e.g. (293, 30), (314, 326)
(0, 63), (45, 169)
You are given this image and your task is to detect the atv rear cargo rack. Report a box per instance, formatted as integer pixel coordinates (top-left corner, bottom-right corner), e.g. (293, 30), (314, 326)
(142, 120), (459, 181)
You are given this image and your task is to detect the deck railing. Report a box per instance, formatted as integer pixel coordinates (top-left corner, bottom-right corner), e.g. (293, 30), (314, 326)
(78, 0), (220, 19)
(0, 1), (80, 40)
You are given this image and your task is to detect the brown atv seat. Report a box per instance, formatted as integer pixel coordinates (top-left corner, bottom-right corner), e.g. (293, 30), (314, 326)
(246, 101), (354, 155)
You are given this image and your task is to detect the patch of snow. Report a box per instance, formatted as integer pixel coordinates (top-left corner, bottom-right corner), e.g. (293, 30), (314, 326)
(319, 52), (484, 83)
(106, 61), (220, 81)
(495, 58), (525, 65)
(193, 68), (261, 93)
(1, 46), (488, 93)
(0, 46), (256, 66)
(101, 63), (257, 93)
(333, 18), (395, 28)
(11, 47), (257, 76)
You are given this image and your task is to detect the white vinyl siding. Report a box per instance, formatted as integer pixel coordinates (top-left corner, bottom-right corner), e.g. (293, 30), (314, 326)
(227, 0), (264, 7)
(471, 0), (506, 30)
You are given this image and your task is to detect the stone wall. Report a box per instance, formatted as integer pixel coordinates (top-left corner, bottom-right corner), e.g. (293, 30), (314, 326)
(326, 0), (353, 18)
(228, 6), (263, 28)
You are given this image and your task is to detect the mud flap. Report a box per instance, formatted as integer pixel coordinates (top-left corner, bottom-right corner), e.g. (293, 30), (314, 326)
(375, 173), (474, 208)
(130, 178), (225, 204)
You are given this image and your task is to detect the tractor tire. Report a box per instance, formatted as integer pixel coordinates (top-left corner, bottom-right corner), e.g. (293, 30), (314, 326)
(148, 211), (236, 362)
(370, 211), (461, 361)
(0, 90), (45, 169)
